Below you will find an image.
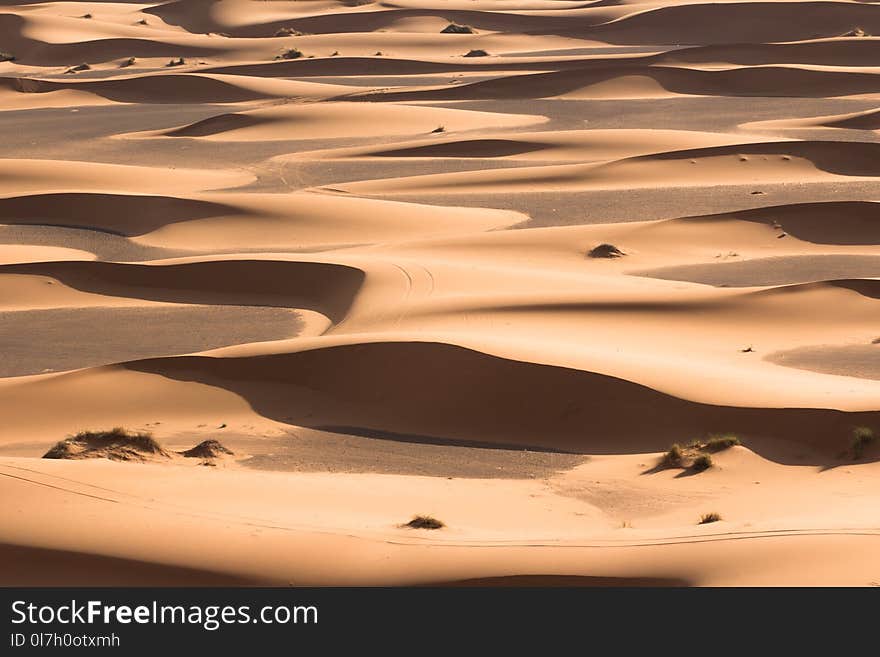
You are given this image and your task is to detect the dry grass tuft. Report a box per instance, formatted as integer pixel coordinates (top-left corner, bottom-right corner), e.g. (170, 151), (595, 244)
(404, 515), (445, 530)
(44, 427), (168, 462)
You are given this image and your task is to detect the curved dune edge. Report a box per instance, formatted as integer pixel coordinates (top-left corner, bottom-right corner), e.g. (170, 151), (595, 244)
(0, 159), (254, 194)
(635, 255), (880, 288)
(131, 102), (548, 141)
(0, 192), (240, 237)
(3, 253), (879, 413)
(673, 201), (880, 246)
(0, 191), (525, 247)
(353, 65), (880, 103)
(744, 107), (880, 131)
(287, 129), (782, 162)
(194, 40), (880, 79)
(332, 141), (880, 195)
(8, 72), (354, 104)
(0, 336), (877, 461)
(0, 259), (366, 324)
(121, 340), (880, 459)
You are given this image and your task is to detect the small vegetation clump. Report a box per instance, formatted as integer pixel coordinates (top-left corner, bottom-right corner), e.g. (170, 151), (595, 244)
(165, 57), (185, 67)
(442, 23), (474, 34)
(404, 515), (445, 530)
(843, 27), (869, 37)
(588, 243), (625, 259)
(81, 13), (92, 19)
(699, 512), (722, 524)
(180, 439), (234, 459)
(274, 48), (303, 60)
(0, 51), (14, 63)
(659, 434), (739, 471)
(851, 426), (876, 460)
(44, 427), (168, 462)
(119, 57), (136, 68)
(664, 443), (683, 467)
(464, 49), (489, 57)
(704, 434), (741, 451)
(431, 125), (446, 133)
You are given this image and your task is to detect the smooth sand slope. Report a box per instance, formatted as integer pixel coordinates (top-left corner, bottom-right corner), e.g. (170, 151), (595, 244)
(1, 0), (879, 587)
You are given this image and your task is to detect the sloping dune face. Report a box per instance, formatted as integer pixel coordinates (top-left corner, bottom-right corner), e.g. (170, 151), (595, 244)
(2, 0), (880, 587)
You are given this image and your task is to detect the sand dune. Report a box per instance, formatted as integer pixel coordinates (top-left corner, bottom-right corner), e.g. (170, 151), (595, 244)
(294, 129), (777, 162)
(656, 39), (880, 68)
(0, 190), (525, 249)
(335, 140), (880, 194)
(121, 340), (879, 456)
(0, 159), (253, 194)
(677, 202), (880, 245)
(0, 193), (239, 236)
(13, 72), (355, 104)
(745, 106), (880, 131)
(0, 259), (365, 322)
(3, 453), (880, 586)
(3, 0), (880, 587)
(356, 65), (880, 102)
(638, 254), (880, 287)
(0, 12), (225, 66)
(146, 101), (547, 140)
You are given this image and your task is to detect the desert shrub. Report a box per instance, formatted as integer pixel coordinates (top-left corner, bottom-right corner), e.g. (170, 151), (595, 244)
(851, 426), (876, 459)
(691, 454), (713, 472)
(165, 57), (185, 67)
(664, 443), (683, 466)
(404, 515), (445, 530)
(0, 52), (14, 63)
(699, 512), (721, 524)
(275, 49), (302, 60)
(704, 435), (741, 451)
(464, 49), (489, 57)
(588, 243), (625, 258)
(44, 427), (165, 460)
(181, 439), (233, 458)
(442, 23), (474, 34)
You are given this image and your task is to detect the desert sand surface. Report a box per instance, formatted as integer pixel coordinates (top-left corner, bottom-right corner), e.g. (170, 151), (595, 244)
(1, 0), (879, 587)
